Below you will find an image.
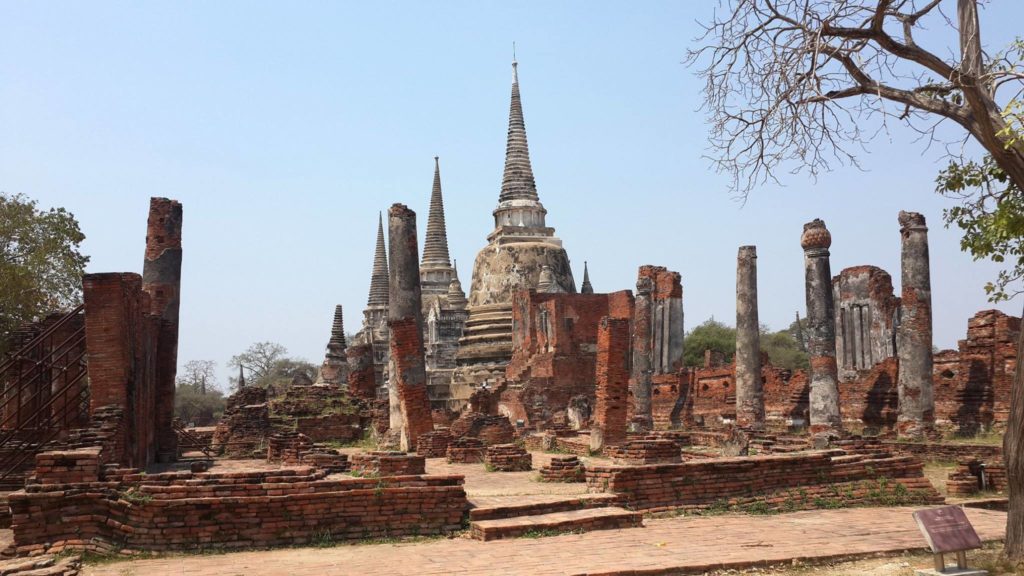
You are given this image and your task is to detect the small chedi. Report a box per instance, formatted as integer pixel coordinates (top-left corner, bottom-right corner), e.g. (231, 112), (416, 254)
(0, 56), (1018, 566)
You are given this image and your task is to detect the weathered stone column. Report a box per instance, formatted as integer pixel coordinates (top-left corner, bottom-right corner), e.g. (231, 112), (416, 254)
(387, 203), (434, 451)
(631, 271), (654, 430)
(141, 197), (183, 463)
(897, 211), (935, 438)
(591, 316), (630, 452)
(800, 220), (842, 435)
(735, 245), (764, 430)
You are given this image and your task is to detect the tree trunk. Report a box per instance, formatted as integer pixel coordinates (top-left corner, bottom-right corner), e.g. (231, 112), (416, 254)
(1005, 300), (1024, 559)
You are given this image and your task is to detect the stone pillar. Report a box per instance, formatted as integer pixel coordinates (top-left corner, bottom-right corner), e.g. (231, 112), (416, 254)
(897, 211), (935, 438)
(800, 220), (842, 435)
(631, 272), (654, 430)
(387, 204), (434, 451)
(591, 316), (630, 452)
(735, 245), (764, 430)
(141, 197), (182, 463)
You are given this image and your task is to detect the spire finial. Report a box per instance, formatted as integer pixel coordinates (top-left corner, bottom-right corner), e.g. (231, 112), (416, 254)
(367, 212), (390, 307)
(422, 156), (453, 268)
(499, 55), (538, 203)
(581, 261), (594, 294)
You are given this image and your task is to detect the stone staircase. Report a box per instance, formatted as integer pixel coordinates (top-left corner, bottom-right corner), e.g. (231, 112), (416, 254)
(468, 493), (642, 541)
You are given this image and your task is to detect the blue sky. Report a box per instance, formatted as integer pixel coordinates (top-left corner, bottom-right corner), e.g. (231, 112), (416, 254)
(3, 2), (1022, 389)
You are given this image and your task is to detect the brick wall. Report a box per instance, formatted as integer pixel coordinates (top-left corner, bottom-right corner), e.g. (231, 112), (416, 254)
(585, 450), (941, 513)
(503, 290), (633, 428)
(82, 273), (158, 469)
(10, 465), (467, 555)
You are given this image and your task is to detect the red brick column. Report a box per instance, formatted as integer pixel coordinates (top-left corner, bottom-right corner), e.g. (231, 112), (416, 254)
(592, 316), (630, 451)
(83, 273), (147, 467)
(141, 197), (183, 462)
(83, 274), (143, 414)
(387, 204), (433, 451)
(346, 343), (378, 401)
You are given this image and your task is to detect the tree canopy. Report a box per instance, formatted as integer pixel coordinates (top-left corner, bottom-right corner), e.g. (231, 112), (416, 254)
(683, 317), (809, 370)
(0, 193), (88, 351)
(228, 341), (317, 390)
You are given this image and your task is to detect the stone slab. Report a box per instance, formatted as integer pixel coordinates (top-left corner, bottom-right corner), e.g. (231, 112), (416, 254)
(913, 505), (982, 553)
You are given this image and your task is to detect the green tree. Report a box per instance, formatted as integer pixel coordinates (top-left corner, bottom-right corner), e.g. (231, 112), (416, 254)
(683, 318), (736, 367)
(761, 328), (810, 371)
(0, 193), (88, 352)
(938, 154), (1024, 302)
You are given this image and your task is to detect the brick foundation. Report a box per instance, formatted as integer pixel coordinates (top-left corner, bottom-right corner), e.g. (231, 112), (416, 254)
(484, 444), (532, 472)
(9, 464), (467, 555)
(586, 450), (942, 513)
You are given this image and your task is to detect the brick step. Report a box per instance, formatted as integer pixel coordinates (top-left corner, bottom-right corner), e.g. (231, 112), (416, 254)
(469, 506), (642, 541)
(469, 493), (620, 521)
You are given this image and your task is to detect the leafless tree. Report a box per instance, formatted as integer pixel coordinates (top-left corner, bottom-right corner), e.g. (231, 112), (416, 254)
(176, 360), (218, 395)
(687, 0), (1024, 198)
(688, 0), (1024, 558)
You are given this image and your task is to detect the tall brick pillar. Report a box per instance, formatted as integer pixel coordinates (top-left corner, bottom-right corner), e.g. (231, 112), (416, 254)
(591, 316), (630, 452)
(82, 273), (145, 466)
(735, 245), (764, 430)
(387, 203), (434, 451)
(800, 220), (842, 435)
(631, 271), (654, 430)
(141, 197), (183, 463)
(897, 211), (935, 438)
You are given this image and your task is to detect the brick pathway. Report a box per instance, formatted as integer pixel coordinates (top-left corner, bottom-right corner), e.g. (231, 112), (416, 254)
(83, 507), (1007, 576)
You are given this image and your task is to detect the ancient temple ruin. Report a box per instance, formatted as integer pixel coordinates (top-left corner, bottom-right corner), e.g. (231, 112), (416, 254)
(450, 59), (576, 403)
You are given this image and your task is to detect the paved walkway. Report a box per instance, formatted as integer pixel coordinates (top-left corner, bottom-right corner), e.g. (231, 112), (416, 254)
(83, 507), (1007, 576)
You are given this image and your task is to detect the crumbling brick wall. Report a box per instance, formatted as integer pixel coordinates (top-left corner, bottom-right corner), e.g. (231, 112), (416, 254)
(503, 289), (633, 428)
(9, 465), (467, 555)
(586, 450), (940, 513)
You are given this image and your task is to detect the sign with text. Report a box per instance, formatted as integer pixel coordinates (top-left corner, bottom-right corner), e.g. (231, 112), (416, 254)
(912, 506), (982, 554)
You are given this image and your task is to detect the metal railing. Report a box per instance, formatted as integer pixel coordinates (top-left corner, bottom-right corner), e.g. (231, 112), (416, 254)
(0, 306), (89, 485)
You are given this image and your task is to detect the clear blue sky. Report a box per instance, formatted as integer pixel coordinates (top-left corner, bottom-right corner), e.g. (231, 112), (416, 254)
(3, 2), (1022, 389)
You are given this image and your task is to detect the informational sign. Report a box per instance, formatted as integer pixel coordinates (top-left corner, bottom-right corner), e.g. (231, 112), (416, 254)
(912, 505), (983, 554)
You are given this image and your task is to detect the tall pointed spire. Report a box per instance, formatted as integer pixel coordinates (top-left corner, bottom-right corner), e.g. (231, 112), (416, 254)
(422, 156), (452, 268)
(237, 364), (246, 389)
(367, 212), (389, 307)
(499, 58), (539, 203)
(581, 261), (594, 294)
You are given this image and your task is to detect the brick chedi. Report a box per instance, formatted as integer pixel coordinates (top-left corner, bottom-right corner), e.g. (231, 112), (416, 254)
(419, 157), (469, 411)
(387, 203), (435, 451)
(735, 246), (764, 429)
(141, 197), (183, 463)
(315, 305), (349, 386)
(800, 220), (842, 435)
(832, 265), (900, 381)
(896, 211), (935, 438)
(452, 58), (575, 402)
